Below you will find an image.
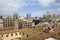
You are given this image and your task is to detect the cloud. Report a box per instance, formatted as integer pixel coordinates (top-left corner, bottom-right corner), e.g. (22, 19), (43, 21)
(0, 0), (59, 16)
(52, 8), (60, 14)
(53, 3), (60, 6)
(0, 0), (27, 15)
(0, 0), (37, 15)
(38, 0), (56, 6)
(31, 10), (47, 17)
(24, 0), (37, 5)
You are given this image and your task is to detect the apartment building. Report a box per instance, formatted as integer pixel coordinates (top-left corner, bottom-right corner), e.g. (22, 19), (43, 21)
(3, 17), (14, 28)
(2, 13), (35, 29)
(19, 19), (34, 29)
(3, 14), (19, 29)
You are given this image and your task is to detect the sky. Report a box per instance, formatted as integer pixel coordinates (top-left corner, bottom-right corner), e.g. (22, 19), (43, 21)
(0, 0), (60, 17)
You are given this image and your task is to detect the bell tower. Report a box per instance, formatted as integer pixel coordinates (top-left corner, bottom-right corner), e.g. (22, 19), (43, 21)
(13, 13), (19, 29)
(13, 13), (19, 20)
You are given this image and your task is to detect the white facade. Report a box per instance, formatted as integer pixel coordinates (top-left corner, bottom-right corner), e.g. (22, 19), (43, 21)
(45, 38), (57, 40)
(0, 32), (27, 40)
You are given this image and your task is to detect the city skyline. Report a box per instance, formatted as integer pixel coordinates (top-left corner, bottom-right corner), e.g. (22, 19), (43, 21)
(0, 0), (60, 17)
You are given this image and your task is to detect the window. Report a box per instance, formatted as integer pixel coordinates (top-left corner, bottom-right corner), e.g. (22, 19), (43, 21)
(52, 27), (54, 28)
(11, 34), (13, 36)
(1, 35), (3, 37)
(15, 33), (17, 35)
(11, 39), (13, 40)
(22, 32), (24, 35)
(59, 33), (60, 35)
(6, 35), (8, 37)
(19, 32), (21, 34)
(27, 34), (28, 38)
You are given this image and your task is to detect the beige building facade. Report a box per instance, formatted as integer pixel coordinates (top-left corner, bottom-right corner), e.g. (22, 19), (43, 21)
(3, 17), (14, 28)
(2, 13), (34, 29)
(19, 19), (34, 29)
(0, 30), (27, 40)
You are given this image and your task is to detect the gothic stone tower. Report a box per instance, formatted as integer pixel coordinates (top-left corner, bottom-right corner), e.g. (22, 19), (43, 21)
(13, 13), (19, 29)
